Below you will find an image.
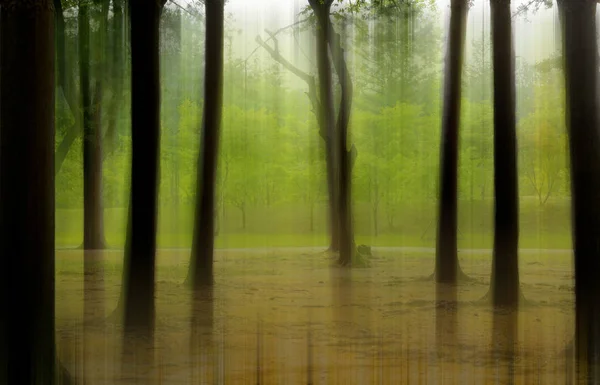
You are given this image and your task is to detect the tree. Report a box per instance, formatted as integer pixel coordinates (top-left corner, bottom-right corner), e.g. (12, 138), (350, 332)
(0, 1), (67, 383)
(186, 0), (225, 289)
(308, 0), (359, 266)
(558, 0), (600, 379)
(104, 0), (126, 156)
(488, 0), (521, 308)
(80, 0), (107, 249)
(309, 0), (341, 255)
(435, 0), (470, 283)
(518, 77), (566, 206)
(121, 0), (166, 341)
(160, 8), (183, 206)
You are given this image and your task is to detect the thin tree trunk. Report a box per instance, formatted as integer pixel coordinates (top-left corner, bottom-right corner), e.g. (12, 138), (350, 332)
(54, 0), (83, 177)
(1, 1), (57, 383)
(435, 0), (469, 283)
(121, 0), (165, 340)
(489, 0), (520, 308)
(104, 0), (124, 156)
(186, 0), (225, 289)
(558, 0), (600, 380)
(80, 0), (105, 250)
(171, 10), (182, 207)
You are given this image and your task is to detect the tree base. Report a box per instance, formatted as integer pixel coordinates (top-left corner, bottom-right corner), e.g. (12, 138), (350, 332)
(417, 267), (479, 284)
(326, 245), (372, 268)
(472, 288), (531, 309)
(58, 361), (75, 385)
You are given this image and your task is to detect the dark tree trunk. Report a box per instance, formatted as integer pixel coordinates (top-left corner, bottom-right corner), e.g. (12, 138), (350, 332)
(489, 0), (520, 309)
(309, 0), (340, 255)
(1, 1), (57, 383)
(186, 0), (225, 289)
(80, 0), (105, 250)
(122, 0), (165, 339)
(558, 0), (600, 380)
(435, 0), (469, 284)
(327, 18), (355, 266)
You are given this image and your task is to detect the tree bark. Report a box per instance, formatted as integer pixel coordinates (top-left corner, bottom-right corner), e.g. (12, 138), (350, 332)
(1, 1), (57, 383)
(80, 0), (105, 250)
(326, 17), (355, 266)
(489, 0), (520, 308)
(121, 0), (165, 339)
(435, 0), (469, 284)
(309, 0), (340, 256)
(558, 0), (600, 379)
(186, 0), (225, 289)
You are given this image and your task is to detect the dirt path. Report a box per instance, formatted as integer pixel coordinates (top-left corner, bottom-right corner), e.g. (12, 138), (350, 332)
(55, 248), (575, 384)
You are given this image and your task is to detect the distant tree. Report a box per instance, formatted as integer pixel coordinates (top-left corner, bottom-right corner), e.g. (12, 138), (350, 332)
(518, 87), (566, 207)
(187, 0), (225, 289)
(0, 1), (71, 383)
(160, 8), (183, 206)
(557, 0), (600, 379)
(104, 0), (126, 156)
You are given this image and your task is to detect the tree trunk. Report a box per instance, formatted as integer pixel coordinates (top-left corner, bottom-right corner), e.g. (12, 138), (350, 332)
(435, 0), (469, 283)
(558, 0), (600, 379)
(121, 0), (165, 339)
(80, 0), (105, 250)
(104, 0), (124, 155)
(327, 17), (354, 267)
(489, 0), (520, 308)
(186, 0), (225, 289)
(309, 0), (340, 255)
(1, 2), (57, 383)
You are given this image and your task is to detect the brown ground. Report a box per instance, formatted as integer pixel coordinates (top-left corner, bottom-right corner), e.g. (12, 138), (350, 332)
(55, 248), (575, 384)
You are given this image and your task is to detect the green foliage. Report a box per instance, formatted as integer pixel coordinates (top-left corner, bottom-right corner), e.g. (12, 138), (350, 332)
(53, 1), (571, 250)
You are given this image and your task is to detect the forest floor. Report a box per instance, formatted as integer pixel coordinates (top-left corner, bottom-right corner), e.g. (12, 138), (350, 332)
(55, 247), (575, 384)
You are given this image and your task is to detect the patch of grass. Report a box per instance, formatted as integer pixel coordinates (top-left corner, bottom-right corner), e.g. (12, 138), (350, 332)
(55, 199), (573, 249)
